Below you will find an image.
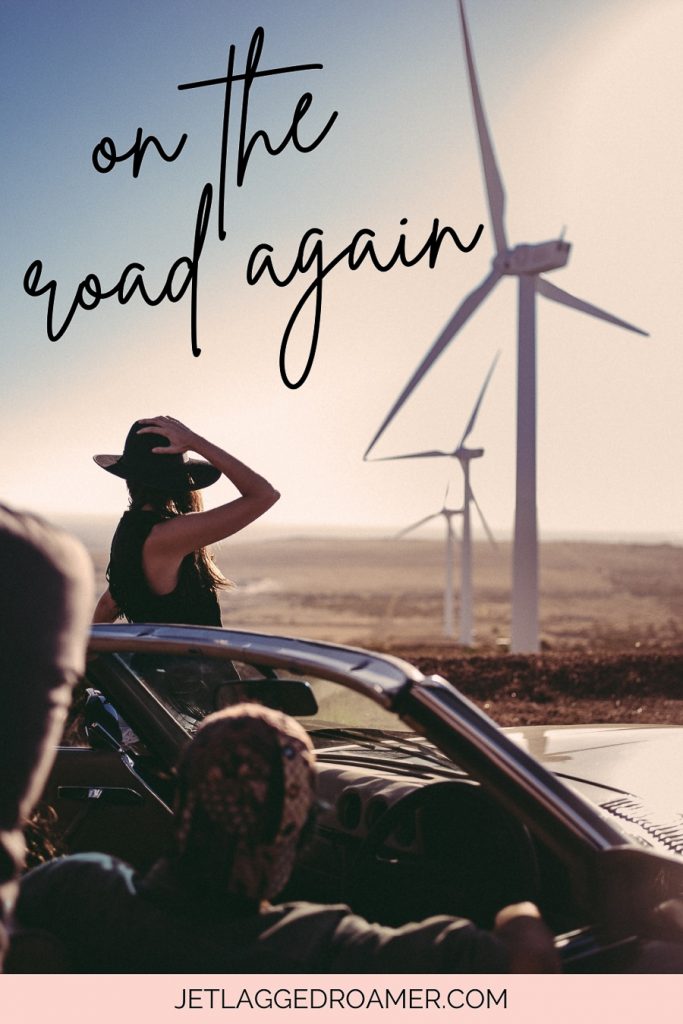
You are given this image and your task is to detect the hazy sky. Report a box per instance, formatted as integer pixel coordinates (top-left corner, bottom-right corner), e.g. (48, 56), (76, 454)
(2, 0), (681, 539)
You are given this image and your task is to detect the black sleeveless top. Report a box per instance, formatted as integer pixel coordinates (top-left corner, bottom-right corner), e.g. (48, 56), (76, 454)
(107, 510), (221, 626)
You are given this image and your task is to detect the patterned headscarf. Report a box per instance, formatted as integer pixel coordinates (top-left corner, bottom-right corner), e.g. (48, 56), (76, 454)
(174, 704), (316, 902)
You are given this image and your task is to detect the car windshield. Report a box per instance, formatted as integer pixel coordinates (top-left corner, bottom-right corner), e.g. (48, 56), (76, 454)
(116, 651), (414, 741)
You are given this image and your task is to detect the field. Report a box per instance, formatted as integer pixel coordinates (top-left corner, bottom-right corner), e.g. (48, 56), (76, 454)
(84, 528), (683, 727)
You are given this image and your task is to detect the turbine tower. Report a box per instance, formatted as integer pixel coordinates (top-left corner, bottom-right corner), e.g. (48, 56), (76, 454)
(374, 354), (499, 645)
(396, 485), (463, 639)
(365, 0), (648, 653)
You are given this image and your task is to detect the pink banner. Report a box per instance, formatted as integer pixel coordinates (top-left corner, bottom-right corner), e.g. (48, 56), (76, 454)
(3, 975), (683, 1024)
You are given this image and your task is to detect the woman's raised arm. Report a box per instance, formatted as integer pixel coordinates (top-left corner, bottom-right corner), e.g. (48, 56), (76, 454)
(137, 417), (280, 559)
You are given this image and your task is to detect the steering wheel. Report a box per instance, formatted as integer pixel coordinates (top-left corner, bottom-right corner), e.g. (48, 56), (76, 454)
(346, 780), (540, 928)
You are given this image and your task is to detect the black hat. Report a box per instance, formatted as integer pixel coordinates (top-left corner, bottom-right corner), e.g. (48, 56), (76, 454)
(93, 422), (220, 491)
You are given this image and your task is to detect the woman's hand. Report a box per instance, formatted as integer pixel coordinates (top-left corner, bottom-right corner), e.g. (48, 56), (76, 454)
(92, 588), (120, 624)
(136, 416), (203, 455)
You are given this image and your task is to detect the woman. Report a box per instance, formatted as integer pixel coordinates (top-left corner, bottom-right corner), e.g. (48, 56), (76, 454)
(92, 416), (279, 626)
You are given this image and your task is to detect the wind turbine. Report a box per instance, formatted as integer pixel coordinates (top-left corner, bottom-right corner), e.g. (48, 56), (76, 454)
(365, 0), (648, 653)
(396, 484), (463, 639)
(375, 353), (499, 644)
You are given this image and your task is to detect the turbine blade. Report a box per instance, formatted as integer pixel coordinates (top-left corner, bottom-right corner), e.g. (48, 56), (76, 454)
(457, 349), (501, 449)
(371, 450), (450, 462)
(395, 512), (440, 539)
(458, 0), (508, 253)
(471, 491), (497, 548)
(537, 278), (649, 336)
(364, 268), (502, 458)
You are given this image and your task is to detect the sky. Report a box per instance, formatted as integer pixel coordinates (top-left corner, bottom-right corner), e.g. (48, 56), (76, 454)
(2, 0), (681, 540)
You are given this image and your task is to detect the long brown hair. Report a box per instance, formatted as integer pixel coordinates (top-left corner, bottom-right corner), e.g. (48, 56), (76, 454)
(127, 482), (232, 590)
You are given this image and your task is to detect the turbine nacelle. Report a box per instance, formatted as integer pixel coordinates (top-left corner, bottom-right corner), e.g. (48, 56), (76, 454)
(454, 446), (484, 461)
(494, 239), (571, 276)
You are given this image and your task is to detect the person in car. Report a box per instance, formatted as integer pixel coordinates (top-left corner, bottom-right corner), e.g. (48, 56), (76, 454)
(13, 703), (559, 973)
(0, 505), (93, 969)
(92, 416), (279, 626)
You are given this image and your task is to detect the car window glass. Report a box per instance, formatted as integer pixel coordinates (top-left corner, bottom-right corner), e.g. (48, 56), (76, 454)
(115, 651), (413, 741)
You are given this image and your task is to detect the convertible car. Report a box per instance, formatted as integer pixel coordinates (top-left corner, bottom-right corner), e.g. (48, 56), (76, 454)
(39, 623), (683, 972)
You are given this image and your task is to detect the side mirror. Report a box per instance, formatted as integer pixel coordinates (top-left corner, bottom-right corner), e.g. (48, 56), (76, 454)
(213, 678), (319, 717)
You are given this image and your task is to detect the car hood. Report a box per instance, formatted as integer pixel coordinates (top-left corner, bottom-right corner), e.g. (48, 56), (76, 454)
(503, 724), (683, 803)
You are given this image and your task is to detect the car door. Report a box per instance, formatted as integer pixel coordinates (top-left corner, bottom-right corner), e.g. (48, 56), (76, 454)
(39, 650), (186, 870)
(40, 744), (174, 870)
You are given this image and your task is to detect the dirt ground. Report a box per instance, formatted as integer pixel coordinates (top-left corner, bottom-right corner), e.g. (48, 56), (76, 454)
(88, 533), (683, 728)
(388, 649), (683, 727)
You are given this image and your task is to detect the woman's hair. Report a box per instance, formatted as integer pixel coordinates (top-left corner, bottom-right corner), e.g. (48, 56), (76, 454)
(127, 482), (231, 590)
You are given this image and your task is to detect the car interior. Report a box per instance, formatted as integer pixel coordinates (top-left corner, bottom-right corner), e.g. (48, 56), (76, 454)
(29, 635), (683, 974)
(39, 649), (590, 949)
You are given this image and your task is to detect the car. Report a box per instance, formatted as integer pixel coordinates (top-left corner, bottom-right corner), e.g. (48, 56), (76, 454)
(39, 622), (683, 972)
